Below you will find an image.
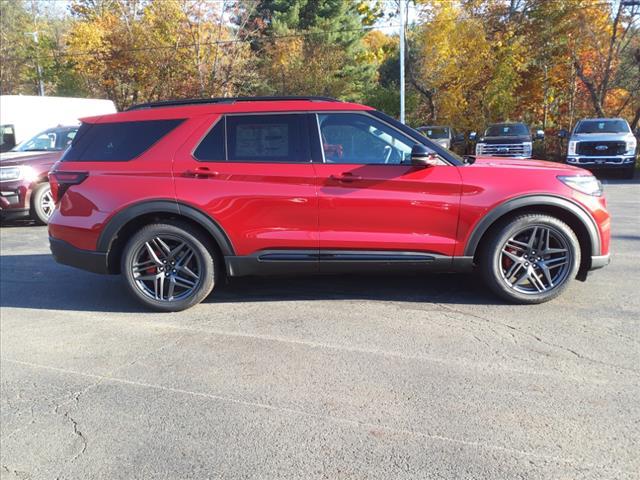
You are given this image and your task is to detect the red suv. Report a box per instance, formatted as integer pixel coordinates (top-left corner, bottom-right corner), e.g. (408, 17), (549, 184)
(48, 97), (610, 311)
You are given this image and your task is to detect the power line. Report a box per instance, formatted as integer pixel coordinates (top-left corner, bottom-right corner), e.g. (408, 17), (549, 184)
(2, 23), (403, 62)
(4, 1), (635, 63)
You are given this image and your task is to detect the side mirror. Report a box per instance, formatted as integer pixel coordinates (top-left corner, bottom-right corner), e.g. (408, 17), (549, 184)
(468, 131), (478, 141)
(557, 129), (569, 139)
(411, 144), (438, 167)
(534, 129), (545, 140)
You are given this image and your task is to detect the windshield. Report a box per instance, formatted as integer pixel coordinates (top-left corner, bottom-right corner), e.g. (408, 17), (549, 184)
(484, 124), (529, 137)
(0, 124), (16, 152)
(420, 127), (449, 139)
(575, 120), (630, 134)
(11, 126), (78, 152)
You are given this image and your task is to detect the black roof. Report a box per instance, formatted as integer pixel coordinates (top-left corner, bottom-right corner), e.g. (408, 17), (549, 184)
(127, 96), (341, 111)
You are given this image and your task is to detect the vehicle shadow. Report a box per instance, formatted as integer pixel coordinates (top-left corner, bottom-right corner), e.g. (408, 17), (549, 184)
(0, 254), (497, 313)
(0, 218), (37, 228)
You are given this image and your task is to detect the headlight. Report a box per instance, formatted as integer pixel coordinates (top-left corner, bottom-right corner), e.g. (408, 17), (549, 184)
(0, 165), (37, 183)
(558, 175), (603, 196)
(475, 143), (485, 155)
(523, 141), (532, 154)
(568, 141), (577, 156)
(626, 137), (637, 155)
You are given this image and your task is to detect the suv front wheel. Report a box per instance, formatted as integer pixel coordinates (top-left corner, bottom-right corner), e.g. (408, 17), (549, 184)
(121, 222), (216, 311)
(31, 182), (55, 225)
(480, 214), (580, 304)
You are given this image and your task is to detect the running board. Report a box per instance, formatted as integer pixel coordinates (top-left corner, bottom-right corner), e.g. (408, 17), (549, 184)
(225, 250), (474, 277)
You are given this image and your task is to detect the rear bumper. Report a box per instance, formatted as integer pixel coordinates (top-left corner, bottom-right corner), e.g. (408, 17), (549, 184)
(49, 237), (109, 274)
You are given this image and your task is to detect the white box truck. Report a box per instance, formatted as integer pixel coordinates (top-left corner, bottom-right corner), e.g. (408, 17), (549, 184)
(0, 95), (117, 152)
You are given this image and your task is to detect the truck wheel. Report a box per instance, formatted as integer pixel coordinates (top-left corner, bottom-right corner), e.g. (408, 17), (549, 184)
(480, 214), (581, 304)
(121, 222), (217, 311)
(30, 183), (55, 225)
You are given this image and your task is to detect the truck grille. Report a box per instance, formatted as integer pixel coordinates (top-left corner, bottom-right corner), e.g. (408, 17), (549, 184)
(477, 144), (530, 157)
(576, 141), (626, 156)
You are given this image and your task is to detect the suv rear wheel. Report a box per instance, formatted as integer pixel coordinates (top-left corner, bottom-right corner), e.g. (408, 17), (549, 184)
(480, 214), (580, 304)
(121, 222), (216, 312)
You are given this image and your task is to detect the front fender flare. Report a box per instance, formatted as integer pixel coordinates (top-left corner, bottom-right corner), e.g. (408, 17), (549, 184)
(463, 194), (601, 257)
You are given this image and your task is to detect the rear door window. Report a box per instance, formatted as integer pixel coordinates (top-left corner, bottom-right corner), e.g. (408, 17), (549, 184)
(62, 119), (183, 161)
(195, 114), (309, 163)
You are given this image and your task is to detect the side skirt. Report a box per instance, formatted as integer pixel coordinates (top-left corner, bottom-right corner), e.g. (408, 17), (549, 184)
(225, 250), (474, 277)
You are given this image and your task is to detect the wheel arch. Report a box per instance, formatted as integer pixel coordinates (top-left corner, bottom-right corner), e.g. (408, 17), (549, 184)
(97, 200), (234, 274)
(465, 195), (601, 278)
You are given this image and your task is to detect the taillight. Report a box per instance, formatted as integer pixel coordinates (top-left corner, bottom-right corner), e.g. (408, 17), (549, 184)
(49, 171), (88, 203)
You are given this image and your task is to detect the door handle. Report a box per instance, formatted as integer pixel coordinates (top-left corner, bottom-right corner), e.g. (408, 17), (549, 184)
(183, 167), (218, 179)
(330, 173), (362, 183)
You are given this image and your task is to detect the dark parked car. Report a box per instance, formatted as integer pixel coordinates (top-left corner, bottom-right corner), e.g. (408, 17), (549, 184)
(48, 96), (609, 311)
(473, 122), (544, 159)
(0, 126), (77, 224)
(416, 126), (466, 155)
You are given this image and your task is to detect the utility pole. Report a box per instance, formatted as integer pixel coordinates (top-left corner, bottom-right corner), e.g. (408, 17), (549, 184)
(399, 0), (405, 124)
(25, 31), (44, 96)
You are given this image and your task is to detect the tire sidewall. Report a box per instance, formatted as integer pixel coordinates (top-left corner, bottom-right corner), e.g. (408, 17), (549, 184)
(482, 215), (581, 304)
(121, 223), (215, 312)
(31, 183), (53, 225)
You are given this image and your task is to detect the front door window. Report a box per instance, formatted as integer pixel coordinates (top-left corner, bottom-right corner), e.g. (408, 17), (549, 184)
(317, 113), (417, 165)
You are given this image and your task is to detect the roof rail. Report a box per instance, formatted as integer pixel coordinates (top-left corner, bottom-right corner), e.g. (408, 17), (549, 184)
(126, 96), (341, 111)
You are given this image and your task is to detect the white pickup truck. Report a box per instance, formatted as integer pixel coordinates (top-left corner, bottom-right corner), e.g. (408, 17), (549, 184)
(563, 118), (637, 179)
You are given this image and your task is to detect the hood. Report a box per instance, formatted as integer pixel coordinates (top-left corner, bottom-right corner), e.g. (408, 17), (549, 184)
(570, 132), (634, 142)
(479, 135), (531, 144)
(472, 156), (584, 173)
(0, 150), (55, 161)
(0, 151), (62, 167)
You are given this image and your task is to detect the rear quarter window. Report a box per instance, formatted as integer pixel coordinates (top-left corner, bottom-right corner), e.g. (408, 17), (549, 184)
(61, 119), (183, 161)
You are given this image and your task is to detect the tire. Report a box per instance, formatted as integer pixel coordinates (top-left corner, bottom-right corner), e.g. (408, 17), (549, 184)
(121, 222), (217, 311)
(480, 214), (581, 304)
(30, 183), (55, 225)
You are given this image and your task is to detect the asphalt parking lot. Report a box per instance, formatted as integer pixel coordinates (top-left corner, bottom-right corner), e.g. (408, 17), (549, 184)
(0, 179), (638, 480)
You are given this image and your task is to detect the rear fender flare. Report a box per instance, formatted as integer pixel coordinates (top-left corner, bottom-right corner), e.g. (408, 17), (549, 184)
(96, 200), (235, 256)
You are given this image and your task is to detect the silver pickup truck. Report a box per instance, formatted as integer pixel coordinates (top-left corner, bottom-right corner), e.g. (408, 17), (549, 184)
(563, 118), (637, 179)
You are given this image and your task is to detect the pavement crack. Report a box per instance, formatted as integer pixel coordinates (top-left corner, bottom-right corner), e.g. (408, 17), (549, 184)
(63, 410), (88, 460)
(435, 303), (640, 375)
(2, 360), (637, 478)
(1, 464), (31, 479)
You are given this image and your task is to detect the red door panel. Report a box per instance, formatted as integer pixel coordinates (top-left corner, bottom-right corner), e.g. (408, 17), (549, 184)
(173, 114), (318, 256)
(313, 164), (462, 255)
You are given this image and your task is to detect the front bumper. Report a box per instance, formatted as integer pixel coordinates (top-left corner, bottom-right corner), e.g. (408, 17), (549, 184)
(0, 208), (29, 221)
(566, 155), (636, 169)
(49, 237), (109, 274)
(589, 253), (610, 271)
(0, 180), (30, 212)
